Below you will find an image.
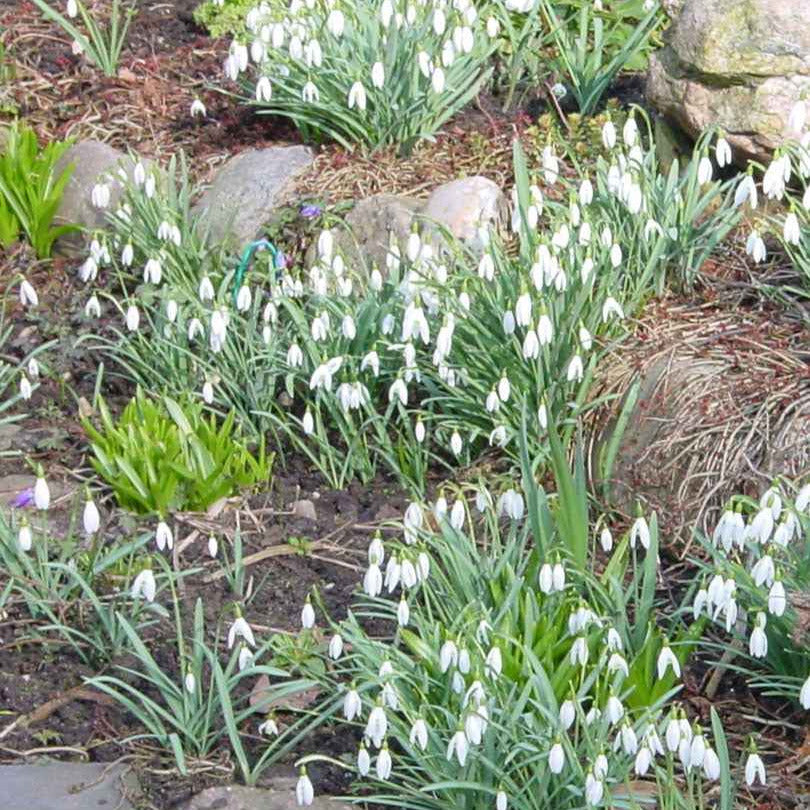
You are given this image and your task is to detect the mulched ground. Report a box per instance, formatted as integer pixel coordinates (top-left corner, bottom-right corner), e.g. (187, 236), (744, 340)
(2, 1), (810, 806)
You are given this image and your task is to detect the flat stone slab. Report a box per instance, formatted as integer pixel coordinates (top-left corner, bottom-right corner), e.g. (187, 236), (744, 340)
(193, 146), (313, 249)
(182, 779), (352, 810)
(1, 762), (139, 810)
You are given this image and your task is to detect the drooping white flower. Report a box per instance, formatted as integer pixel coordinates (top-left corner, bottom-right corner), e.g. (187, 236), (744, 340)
(296, 769), (314, 807)
(18, 519), (32, 552)
(227, 615), (255, 649)
(783, 212), (801, 245)
(446, 728), (469, 766)
(715, 136), (732, 168)
(190, 98), (207, 118)
(745, 752), (766, 786)
(348, 81), (367, 111)
(343, 687), (361, 721)
(602, 120), (617, 150)
(301, 599), (315, 629)
(34, 474), (50, 510)
(131, 568), (156, 602)
(366, 704), (388, 748)
(125, 304), (140, 332)
(800, 673), (810, 708)
(749, 612), (768, 658)
(657, 643), (681, 680)
(630, 515), (650, 550)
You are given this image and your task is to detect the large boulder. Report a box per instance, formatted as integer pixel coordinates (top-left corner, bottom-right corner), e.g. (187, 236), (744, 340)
(193, 146), (313, 249)
(54, 140), (139, 256)
(324, 175), (507, 275)
(646, 0), (810, 164)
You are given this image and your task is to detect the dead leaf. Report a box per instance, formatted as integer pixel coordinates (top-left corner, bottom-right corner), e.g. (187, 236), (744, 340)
(249, 675), (320, 713)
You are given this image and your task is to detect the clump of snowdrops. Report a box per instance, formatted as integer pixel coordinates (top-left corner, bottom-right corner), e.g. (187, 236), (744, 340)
(76, 112), (746, 492)
(225, 0), (496, 150)
(292, 433), (744, 809)
(696, 480), (810, 710)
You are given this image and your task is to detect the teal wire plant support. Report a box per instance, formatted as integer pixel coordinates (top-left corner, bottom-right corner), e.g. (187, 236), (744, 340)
(232, 239), (286, 307)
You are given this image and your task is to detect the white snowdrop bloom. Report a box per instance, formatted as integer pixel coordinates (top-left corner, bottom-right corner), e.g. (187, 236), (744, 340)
(608, 652), (629, 678)
(366, 704), (388, 748)
(296, 770), (314, 807)
(143, 257), (162, 285)
(301, 600), (315, 629)
(579, 177), (594, 206)
(155, 520), (173, 551)
(609, 242), (623, 268)
(570, 636), (588, 667)
(751, 554), (775, 588)
(431, 65), (446, 93)
(84, 294), (101, 319)
(657, 643), (681, 679)
(363, 561), (383, 597)
(131, 568), (157, 602)
(585, 771), (604, 806)
(768, 580), (787, 616)
(18, 277), (38, 308)
(602, 119), (617, 149)
(255, 75), (273, 102)
(734, 173), (758, 208)
(439, 639), (458, 673)
(542, 145), (559, 184)
(749, 612), (768, 658)
(800, 674), (810, 708)
(302, 81), (319, 102)
(375, 746), (393, 780)
(759, 486), (782, 519)
(537, 312), (553, 345)
(566, 354), (584, 383)
(198, 275), (215, 302)
(602, 295), (624, 322)
(91, 182), (110, 208)
(745, 229), (767, 263)
(450, 499), (465, 530)
(697, 155), (713, 185)
(348, 81), (367, 111)
(789, 100), (807, 133)
(763, 154), (790, 200)
(342, 687), (361, 721)
(623, 117), (638, 147)
(548, 740), (565, 773)
(450, 430), (463, 456)
(326, 8), (344, 36)
(715, 136), (732, 167)
(447, 729), (469, 766)
(227, 615), (255, 649)
(784, 212), (801, 245)
(371, 60), (385, 90)
(30, 472), (50, 510)
(125, 304), (140, 332)
(745, 752), (766, 786)
(82, 495), (100, 535)
(19, 374), (33, 400)
(606, 692), (624, 725)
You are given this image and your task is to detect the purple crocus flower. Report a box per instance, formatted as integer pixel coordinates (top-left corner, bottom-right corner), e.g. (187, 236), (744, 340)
(300, 204), (322, 219)
(11, 488), (34, 508)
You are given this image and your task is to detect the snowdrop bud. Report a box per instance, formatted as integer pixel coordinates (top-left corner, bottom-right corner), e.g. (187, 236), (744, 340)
(19, 278), (38, 307)
(19, 375), (32, 400)
(18, 518), (33, 552)
(83, 493), (100, 535)
(34, 472), (50, 510)
(450, 430), (463, 456)
(296, 768), (314, 807)
(431, 66), (446, 94)
(371, 61), (385, 89)
(207, 534), (218, 557)
(67, 0), (78, 16)
(600, 527), (613, 552)
(602, 120), (617, 150)
(328, 632), (343, 660)
(549, 740), (565, 773)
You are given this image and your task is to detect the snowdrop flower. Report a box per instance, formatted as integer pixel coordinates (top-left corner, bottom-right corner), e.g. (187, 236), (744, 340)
(768, 580), (786, 616)
(566, 354), (583, 383)
(343, 686), (361, 721)
(431, 66), (446, 93)
(83, 493), (100, 535)
(440, 639), (458, 673)
(630, 514), (650, 550)
(784, 212), (801, 245)
(84, 294), (101, 318)
(34, 472), (50, 510)
(91, 182), (110, 208)
(745, 751), (766, 786)
(190, 98), (207, 118)
(800, 674), (810, 708)
(749, 612), (768, 658)
(301, 598), (315, 629)
(559, 699), (576, 730)
(447, 728), (469, 766)
(606, 692), (624, 724)
(734, 173), (758, 208)
(17, 518), (32, 552)
(376, 745), (392, 780)
(715, 135), (732, 167)
(602, 295), (624, 321)
(570, 636), (589, 666)
(19, 375), (32, 400)
(763, 154), (790, 200)
(657, 642), (681, 680)
(18, 277), (38, 308)
(371, 61), (385, 89)
(751, 554), (775, 588)
(537, 312), (553, 345)
(585, 771), (604, 806)
(484, 646), (502, 680)
(131, 568), (156, 602)
(366, 704), (387, 748)
(153, 520), (172, 551)
(608, 652), (629, 678)
(746, 229), (767, 263)
(549, 740), (565, 773)
(348, 81), (367, 111)
(450, 430), (463, 456)
(125, 304), (140, 332)
(258, 715), (279, 736)
(623, 117), (639, 147)
(326, 8), (344, 36)
(600, 527), (613, 552)
(66, 0), (77, 17)
(296, 769), (314, 806)
(302, 81), (319, 102)
(497, 489), (524, 520)
(579, 178), (594, 205)
(602, 119), (617, 150)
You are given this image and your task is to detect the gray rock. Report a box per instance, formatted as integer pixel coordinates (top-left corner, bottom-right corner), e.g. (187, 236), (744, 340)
(1, 761), (139, 810)
(421, 176), (506, 244)
(0, 423), (23, 453)
(291, 498), (317, 521)
(193, 146), (313, 249)
(318, 176), (506, 277)
(182, 778), (352, 810)
(646, 0), (810, 164)
(53, 140), (138, 256)
(335, 193), (421, 273)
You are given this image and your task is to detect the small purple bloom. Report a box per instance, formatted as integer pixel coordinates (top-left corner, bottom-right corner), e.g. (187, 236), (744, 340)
(300, 204), (322, 219)
(11, 488), (34, 508)
(273, 250), (288, 270)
